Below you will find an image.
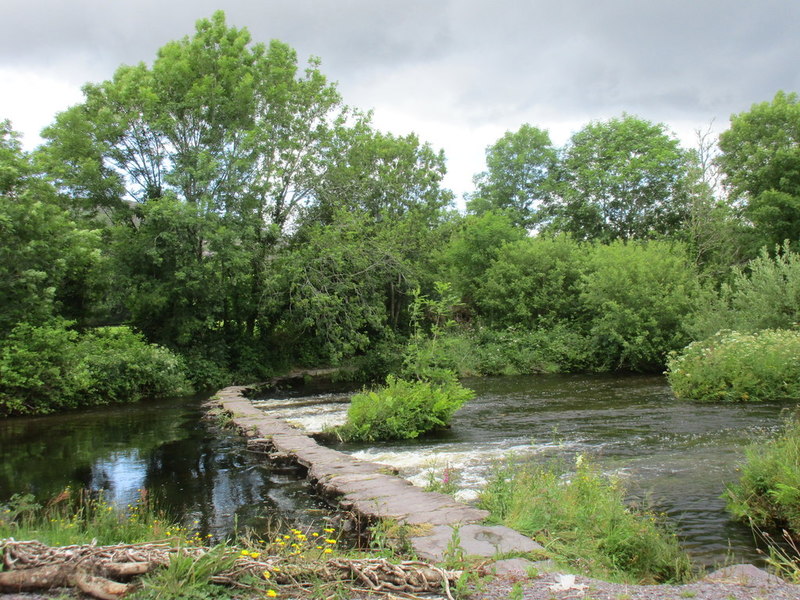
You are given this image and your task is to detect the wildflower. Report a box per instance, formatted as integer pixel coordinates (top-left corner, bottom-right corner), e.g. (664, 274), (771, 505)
(266, 589), (278, 597)
(323, 528), (335, 533)
(272, 566), (280, 572)
(241, 550), (250, 556)
(263, 570), (271, 579)
(324, 548), (333, 554)
(325, 539), (336, 544)
(251, 552), (261, 559)
(312, 532), (319, 537)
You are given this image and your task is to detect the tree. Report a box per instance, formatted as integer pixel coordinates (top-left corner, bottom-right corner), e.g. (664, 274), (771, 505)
(0, 121), (102, 336)
(718, 91), (800, 249)
(547, 115), (690, 241)
(467, 124), (557, 227)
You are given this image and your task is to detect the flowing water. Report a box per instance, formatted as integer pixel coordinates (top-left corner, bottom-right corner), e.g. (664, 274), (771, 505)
(254, 374), (791, 567)
(0, 395), (332, 539)
(2, 375), (791, 567)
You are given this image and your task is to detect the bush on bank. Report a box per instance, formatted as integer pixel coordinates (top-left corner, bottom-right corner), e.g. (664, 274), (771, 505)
(666, 329), (800, 402)
(478, 456), (693, 584)
(0, 321), (191, 416)
(725, 415), (800, 535)
(334, 372), (474, 442)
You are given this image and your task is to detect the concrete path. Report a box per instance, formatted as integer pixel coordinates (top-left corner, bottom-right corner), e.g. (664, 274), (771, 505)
(213, 385), (542, 563)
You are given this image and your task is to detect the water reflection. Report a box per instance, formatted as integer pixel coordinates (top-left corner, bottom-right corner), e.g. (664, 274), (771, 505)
(0, 396), (330, 539)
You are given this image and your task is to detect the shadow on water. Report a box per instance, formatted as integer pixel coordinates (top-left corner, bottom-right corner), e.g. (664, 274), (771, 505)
(0, 395), (332, 539)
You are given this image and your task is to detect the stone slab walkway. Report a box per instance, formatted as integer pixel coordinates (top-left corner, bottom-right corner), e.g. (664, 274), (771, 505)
(213, 385), (542, 562)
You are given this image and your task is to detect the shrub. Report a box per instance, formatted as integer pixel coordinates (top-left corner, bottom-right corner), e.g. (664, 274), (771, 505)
(335, 372), (474, 442)
(580, 240), (700, 372)
(0, 321), (191, 415)
(690, 243), (800, 339)
(479, 456), (693, 584)
(666, 329), (800, 403)
(724, 415), (800, 535)
(78, 326), (191, 403)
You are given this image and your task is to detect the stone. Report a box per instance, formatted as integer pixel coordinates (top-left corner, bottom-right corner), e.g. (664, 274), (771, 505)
(702, 563), (786, 585)
(409, 524), (543, 562)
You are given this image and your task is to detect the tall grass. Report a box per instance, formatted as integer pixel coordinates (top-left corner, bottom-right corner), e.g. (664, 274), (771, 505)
(0, 488), (186, 546)
(478, 456), (693, 584)
(725, 414), (800, 534)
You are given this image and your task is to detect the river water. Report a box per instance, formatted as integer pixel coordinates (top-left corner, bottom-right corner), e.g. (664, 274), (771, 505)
(0, 395), (331, 539)
(253, 374), (790, 567)
(1, 375), (789, 567)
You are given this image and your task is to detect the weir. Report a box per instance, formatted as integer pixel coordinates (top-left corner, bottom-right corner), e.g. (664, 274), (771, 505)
(212, 385), (542, 564)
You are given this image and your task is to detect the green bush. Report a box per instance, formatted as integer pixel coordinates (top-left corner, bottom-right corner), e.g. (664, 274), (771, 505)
(335, 372), (474, 442)
(724, 415), (800, 535)
(666, 329), (800, 403)
(0, 322), (191, 416)
(479, 456), (693, 584)
(580, 240), (700, 372)
(691, 244), (800, 339)
(78, 326), (191, 403)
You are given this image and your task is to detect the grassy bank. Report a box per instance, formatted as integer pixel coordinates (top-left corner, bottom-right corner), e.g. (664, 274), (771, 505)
(478, 456), (694, 584)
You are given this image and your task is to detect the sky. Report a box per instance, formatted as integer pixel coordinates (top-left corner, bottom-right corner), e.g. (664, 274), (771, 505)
(2, 0), (800, 200)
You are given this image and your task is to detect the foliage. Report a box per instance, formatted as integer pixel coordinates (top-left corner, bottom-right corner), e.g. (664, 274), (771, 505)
(478, 456), (693, 584)
(580, 241), (699, 372)
(724, 414), (800, 535)
(436, 211), (525, 306)
(467, 124), (557, 227)
(718, 91), (800, 249)
(0, 322), (190, 416)
(0, 488), (181, 546)
(547, 114), (691, 241)
(476, 235), (587, 329)
(335, 373), (473, 442)
(667, 329), (800, 403)
(0, 122), (103, 336)
(690, 243), (800, 339)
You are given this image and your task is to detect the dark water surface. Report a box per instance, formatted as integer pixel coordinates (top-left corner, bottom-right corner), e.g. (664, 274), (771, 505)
(0, 395), (330, 539)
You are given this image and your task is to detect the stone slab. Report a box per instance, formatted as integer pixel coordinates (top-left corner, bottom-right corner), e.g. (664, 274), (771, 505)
(409, 524), (543, 562)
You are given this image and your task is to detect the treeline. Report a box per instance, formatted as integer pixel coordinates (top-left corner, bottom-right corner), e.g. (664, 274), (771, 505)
(2, 11), (800, 414)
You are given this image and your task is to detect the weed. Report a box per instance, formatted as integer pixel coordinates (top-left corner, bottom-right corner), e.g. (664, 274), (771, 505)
(478, 455), (694, 584)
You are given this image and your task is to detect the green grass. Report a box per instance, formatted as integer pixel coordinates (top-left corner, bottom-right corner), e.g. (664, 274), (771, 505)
(478, 456), (694, 584)
(724, 414), (800, 534)
(0, 488), (188, 546)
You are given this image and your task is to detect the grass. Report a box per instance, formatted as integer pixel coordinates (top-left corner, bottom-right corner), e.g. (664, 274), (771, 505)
(478, 455), (694, 584)
(725, 413), (800, 536)
(0, 487), (190, 546)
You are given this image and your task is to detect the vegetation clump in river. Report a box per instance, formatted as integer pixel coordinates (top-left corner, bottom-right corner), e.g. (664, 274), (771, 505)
(666, 329), (800, 403)
(478, 456), (694, 584)
(333, 372), (474, 442)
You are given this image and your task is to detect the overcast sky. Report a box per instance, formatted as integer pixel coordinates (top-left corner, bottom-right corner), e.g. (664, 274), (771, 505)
(2, 0), (799, 200)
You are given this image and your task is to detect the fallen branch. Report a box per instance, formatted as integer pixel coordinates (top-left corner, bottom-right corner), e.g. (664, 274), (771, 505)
(1, 539), (462, 600)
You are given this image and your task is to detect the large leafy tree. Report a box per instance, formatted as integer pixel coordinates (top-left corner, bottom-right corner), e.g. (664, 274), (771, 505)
(547, 115), (690, 241)
(718, 91), (800, 249)
(467, 124), (557, 227)
(0, 120), (102, 336)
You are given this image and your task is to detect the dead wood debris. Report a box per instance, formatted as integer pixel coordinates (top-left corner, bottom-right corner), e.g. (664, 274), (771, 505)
(0, 539), (461, 600)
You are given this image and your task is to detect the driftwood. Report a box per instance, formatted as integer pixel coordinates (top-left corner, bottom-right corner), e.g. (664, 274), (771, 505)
(0, 539), (461, 600)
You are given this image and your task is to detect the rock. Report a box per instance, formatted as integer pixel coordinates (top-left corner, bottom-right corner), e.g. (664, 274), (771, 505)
(492, 558), (537, 576)
(409, 524), (543, 563)
(702, 563), (786, 585)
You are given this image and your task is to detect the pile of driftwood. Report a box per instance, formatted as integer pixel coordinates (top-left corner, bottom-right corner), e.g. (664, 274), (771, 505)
(0, 539), (460, 599)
